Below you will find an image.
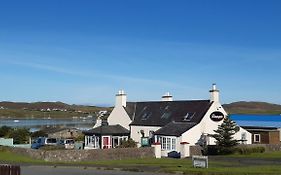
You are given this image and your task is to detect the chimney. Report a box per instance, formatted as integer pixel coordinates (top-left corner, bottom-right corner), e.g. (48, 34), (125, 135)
(209, 83), (220, 103)
(162, 92), (173, 101)
(115, 90), (127, 107)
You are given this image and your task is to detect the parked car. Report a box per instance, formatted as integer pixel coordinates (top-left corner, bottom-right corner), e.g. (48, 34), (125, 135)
(58, 139), (75, 149)
(31, 137), (57, 149)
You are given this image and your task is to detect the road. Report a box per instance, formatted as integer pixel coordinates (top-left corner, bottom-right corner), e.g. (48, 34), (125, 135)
(21, 165), (171, 175)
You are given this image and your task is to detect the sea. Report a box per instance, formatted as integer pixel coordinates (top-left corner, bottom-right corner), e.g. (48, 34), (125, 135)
(0, 117), (95, 132)
(230, 114), (281, 128)
(1, 114), (281, 132)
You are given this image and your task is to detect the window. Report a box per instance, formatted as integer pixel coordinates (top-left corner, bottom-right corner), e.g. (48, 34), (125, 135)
(160, 136), (176, 151)
(112, 136), (128, 148)
(183, 112), (195, 121)
(161, 106), (172, 119)
(172, 138), (176, 150)
(139, 106), (152, 120)
(241, 132), (247, 144)
(254, 134), (261, 143)
(85, 135), (99, 149)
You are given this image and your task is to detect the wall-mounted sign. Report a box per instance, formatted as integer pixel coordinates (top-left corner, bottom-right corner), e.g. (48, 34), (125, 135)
(141, 137), (149, 147)
(210, 111), (224, 122)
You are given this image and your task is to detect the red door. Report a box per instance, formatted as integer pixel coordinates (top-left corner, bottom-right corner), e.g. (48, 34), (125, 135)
(102, 136), (111, 149)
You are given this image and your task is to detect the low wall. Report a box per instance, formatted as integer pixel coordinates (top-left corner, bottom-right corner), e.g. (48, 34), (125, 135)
(238, 144), (281, 152)
(0, 138), (14, 146)
(9, 147), (155, 162)
(190, 145), (202, 156)
(0, 138), (31, 148)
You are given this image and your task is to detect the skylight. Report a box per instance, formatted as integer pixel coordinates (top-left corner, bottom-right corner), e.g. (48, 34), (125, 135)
(161, 105), (172, 119)
(139, 106), (152, 121)
(183, 112), (195, 121)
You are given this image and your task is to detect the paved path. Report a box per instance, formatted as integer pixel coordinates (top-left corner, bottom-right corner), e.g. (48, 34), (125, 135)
(21, 165), (170, 175)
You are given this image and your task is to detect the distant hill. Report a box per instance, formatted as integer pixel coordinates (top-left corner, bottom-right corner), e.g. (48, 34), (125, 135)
(0, 101), (112, 118)
(223, 101), (281, 115)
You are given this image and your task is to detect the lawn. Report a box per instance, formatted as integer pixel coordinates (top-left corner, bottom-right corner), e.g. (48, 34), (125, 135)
(0, 150), (44, 164)
(1, 148), (281, 175)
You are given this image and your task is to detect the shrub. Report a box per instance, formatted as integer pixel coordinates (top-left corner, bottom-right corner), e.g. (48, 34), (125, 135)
(0, 126), (12, 137)
(207, 145), (236, 155)
(31, 130), (48, 138)
(7, 128), (30, 144)
(236, 146), (265, 155)
(117, 138), (137, 148)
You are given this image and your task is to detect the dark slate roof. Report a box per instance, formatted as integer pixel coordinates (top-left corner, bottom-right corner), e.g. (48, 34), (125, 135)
(154, 121), (197, 137)
(241, 126), (279, 131)
(124, 102), (137, 120)
(83, 125), (130, 135)
(127, 100), (212, 127)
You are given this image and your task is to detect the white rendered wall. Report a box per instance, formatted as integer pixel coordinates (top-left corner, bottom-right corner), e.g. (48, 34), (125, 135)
(107, 106), (132, 130)
(181, 102), (252, 146)
(234, 127), (252, 144)
(180, 102), (226, 146)
(130, 125), (161, 147)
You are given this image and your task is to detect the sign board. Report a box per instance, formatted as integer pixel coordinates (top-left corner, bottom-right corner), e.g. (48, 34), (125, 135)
(141, 137), (149, 147)
(192, 155), (208, 168)
(210, 111), (224, 122)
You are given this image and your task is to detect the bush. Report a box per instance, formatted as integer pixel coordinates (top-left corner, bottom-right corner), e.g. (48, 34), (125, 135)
(0, 126), (12, 137)
(207, 145), (236, 155)
(117, 138), (137, 148)
(235, 146), (265, 155)
(31, 130), (48, 138)
(8, 128), (30, 144)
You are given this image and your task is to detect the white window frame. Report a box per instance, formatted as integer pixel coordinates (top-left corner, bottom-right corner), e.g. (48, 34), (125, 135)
(112, 136), (128, 148)
(85, 135), (100, 149)
(254, 134), (261, 143)
(241, 132), (247, 144)
(160, 136), (176, 151)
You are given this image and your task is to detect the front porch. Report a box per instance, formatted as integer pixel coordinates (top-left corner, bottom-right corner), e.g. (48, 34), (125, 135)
(83, 124), (130, 149)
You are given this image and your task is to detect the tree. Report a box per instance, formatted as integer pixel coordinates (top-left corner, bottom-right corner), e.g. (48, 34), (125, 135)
(211, 117), (239, 154)
(8, 128), (31, 144)
(31, 130), (48, 138)
(0, 126), (12, 137)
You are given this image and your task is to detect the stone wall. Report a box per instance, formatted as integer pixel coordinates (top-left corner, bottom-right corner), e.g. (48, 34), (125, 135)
(9, 147), (155, 162)
(190, 145), (202, 156)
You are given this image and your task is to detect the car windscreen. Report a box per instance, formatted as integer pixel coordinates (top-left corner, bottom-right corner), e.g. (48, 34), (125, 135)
(65, 140), (74, 144)
(46, 138), (57, 143)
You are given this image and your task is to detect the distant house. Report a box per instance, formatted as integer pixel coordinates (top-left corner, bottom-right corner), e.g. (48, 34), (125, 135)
(84, 84), (252, 157)
(242, 126), (280, 144)
(43, 127), (82, 139)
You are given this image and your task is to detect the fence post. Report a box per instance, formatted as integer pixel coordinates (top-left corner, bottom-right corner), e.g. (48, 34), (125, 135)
(0, 164), (21, 175)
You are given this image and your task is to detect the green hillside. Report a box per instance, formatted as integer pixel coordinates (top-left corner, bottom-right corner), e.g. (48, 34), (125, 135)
(0, 101), (112, 118)
(223, 101), (281, 115)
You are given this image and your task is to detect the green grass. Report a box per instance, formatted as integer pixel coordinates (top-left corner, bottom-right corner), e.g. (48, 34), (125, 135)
(0, 150), (44, 164)
(1, 148), (281, 175)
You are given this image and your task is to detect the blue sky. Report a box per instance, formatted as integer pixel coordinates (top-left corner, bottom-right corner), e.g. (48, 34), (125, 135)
(0, 0), (281, 106)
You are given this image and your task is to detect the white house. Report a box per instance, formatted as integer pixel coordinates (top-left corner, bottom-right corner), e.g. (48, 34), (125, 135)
(87, 84), (252, 157)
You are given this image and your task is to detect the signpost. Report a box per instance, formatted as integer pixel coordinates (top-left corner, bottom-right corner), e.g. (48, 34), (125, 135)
(192, 156), (208, 168)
